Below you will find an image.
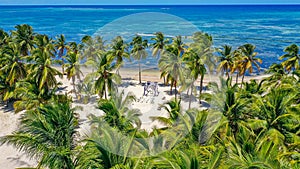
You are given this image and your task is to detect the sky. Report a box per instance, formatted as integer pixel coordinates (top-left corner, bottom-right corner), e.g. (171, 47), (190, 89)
(0, 0), (299, 5)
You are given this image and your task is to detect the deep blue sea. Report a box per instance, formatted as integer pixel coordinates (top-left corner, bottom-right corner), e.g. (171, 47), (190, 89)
(1, 5), (300, 69)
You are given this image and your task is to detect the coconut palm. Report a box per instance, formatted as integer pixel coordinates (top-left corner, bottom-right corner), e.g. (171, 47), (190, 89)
(204, 78), (249, 138)
(0, 74), (15, 102)
(0, 101), (79, 169)
(64, 51), (83, 97)
(151, 32), (169, 57)
(158, 36), (187, 98)
(151, 32), (169, 85)
(263, 63), (287, 88)
(34, 34), (56, 55)
(85, 52), (121, 99)
(237, 44), (262, 86)
(279, 44), (300, 73)
(12, 80), (58, 113)
(183, 49), (206, 105)
(150, 140), (223, 169)
(108, 36), (130, 74)
(27, 39), (62, 94)
(159, 44), (184, 98)
(230, 50), (243, 84)
(150, 98), (182, 127)
(0, 29), (10, 47)
(189, 32), (214, 102)
(172, 35), (186, 56)
(250, 86), (300, 147)
(81, 35), (105, 61)
(68, 41), (81, 54)
(54, 34), (68, 74)
(75, 120), (136, 169)
(0, 43), (27, 86)
(11, 24), (35, 56)
(226, 134), (282, 169)
(96, 90), (141, 131)
(191, 32), (215, 72)
(130, 35), (148, 84)
(217, 45), (234, 78)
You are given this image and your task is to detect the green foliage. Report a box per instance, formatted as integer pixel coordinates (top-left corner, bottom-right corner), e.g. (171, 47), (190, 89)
(0, 101), (79, 169)
(0, 24), (299, 169)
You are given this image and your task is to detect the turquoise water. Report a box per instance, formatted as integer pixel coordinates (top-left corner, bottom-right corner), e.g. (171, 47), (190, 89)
(1, 5), (300, 69)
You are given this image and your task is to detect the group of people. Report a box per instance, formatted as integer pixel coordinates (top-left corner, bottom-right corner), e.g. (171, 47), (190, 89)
(143, 81), (159, 96)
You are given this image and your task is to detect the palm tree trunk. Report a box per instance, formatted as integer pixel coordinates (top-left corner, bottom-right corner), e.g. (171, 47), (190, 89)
(139, 60), (141, 84)
(170, 82), (173, 95)
(72, 76), (77, 98)
(227, 69), (230, 79)
(235, 73), (239, 84)
(104, 81), (107, 99)
(189, 82), (193, 109)
(116, 59), (120, 75)
(60, 50), (65, 75)
(174, 80), (177, 99)
(62, 62), (65, 75)
(241, 73), (245, 88)
(199, 74), (204, 104)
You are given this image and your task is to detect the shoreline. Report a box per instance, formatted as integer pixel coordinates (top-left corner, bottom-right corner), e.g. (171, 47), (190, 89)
(0, 65), (270, 168)
(54, 64), (270, 84)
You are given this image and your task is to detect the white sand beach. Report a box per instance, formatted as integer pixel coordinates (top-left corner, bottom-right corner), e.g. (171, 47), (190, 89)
(0, 67), (269, 168)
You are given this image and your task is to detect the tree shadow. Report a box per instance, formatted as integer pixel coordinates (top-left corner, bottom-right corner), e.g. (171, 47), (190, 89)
(119, 80), (136, 88)
(57, 86), (68, 92)
(0, 101), (14, 113)
(7, 153), (33, 167)
(179, 92), (197, 103)
(200, 100), (210, 108)
(164, 89), (178, 96)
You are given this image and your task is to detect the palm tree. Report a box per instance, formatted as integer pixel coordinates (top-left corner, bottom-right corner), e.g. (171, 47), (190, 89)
(64, 51), (83, 97)
(151, 32), (169, 84)
(108, 36), (130, 74)
(54, 34), (68, 74)
(237, 44), (262, 87)
(75, 120), (136, 169)
(11, 24), (35, 56)
(263, 63), (287, 88)
(68, 41), (81, 55)
(191, 32), (215, 73)
(96, 90), (141, 131)
(231, 50), (243, 85)
(217, 45), (234, 78)
(85, 52), (121, 99)
(250, 86), (300, 147)
(0, 43), (27, 86)
(190, 32), (215, 102)
(27, 36), (62, 94)
(226, 133), (282, 169)
(81, 35), (105, 61)
(159, 44), (184, 98)
(183, 49), (206, 105)
(172, 35), (186, 56)
(12, 80), (59, 113)
(130, 35), (148, 84)
(279, 44), (300, 73)
(151, 32), (167, 57)
(0, 29), (10, 47)
(204, 78), (249, 138)
(150, 98), (182, 127)
(0, 101), (79, 169)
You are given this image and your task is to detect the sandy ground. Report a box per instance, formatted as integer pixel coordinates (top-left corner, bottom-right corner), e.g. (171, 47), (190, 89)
(0, 66), (269, 168)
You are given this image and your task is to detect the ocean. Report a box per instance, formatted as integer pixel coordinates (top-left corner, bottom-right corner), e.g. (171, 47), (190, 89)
(1, 5), (300, 69)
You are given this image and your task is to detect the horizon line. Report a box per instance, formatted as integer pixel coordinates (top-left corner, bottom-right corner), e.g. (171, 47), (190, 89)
(1, 3), (300, 6)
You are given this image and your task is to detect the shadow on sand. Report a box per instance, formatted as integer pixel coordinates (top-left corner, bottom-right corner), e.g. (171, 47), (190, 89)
(0, 101), (14, 113)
